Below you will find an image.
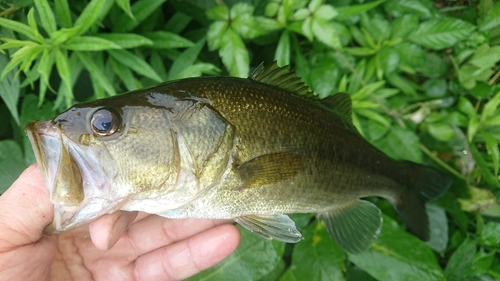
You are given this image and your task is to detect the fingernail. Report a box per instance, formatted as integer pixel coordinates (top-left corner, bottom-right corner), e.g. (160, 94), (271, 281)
(108, 213), (130, 250)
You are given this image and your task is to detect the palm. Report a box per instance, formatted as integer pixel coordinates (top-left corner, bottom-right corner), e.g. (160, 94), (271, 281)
(0, 165), (240, 281)
(50, 216), (237, 280)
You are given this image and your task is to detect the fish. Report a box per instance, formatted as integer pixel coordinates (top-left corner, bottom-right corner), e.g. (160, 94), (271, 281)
(25, 62), (452, 254)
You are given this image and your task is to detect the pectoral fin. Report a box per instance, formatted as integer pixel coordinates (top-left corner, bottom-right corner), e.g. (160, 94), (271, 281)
(235, 153), (304, 188)
(235, 214), (303, 243)
(319, 200), (382, 254)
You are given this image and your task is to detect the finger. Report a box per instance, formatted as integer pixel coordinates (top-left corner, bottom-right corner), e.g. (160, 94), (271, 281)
(0, 164), (54, 247)
(134, 224), (240, 281)
(125, 216), (233, 256)
(89, 211), (138, 250)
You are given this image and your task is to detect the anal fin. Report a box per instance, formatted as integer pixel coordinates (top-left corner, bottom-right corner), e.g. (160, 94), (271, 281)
(236, 214), (303, 243)
(319, 199), (382, 254)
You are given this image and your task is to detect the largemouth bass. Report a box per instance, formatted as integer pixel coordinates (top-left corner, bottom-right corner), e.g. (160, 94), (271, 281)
(25, 63), (451, 254)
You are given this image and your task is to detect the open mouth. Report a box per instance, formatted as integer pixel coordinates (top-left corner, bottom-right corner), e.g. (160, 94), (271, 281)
(26, 120), (119, 233)
(26, 120), (85, 206)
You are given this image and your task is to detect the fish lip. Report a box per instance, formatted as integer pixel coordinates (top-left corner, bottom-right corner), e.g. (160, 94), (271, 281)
(26, 120), (63, 198)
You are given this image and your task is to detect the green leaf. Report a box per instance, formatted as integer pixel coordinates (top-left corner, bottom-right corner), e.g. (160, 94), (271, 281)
(427, 122), (456, 142)
(144, 31), (194, 49)
(175, 63), (219, 80)
(469, 143), (499, 186)
(355, 109), (391, 127)
(479, 222), (500, 246)
(386, 72), (418, 95)
(54, 0), (72, 27)
(115, 0), (135, 19)
(206, 5), (229, 21)
(219, 29), (249, 78)
(482, 131), (499, 176)
(64, 36), (122, 51)
(391, 14), (419, 39)
(310, 59), (340, 98)
(207, 21), (228, 50)
(275, 31), (291, 66)
(169, 39), (206, 80)
(481, 91), (500, 122)
(351, 81), (386, 101)
(109, 57), (139, 91)
(107, 49), (162, 82)
(34, 0), (57, 34)
(73, 0), (107, 36)
(479, 2), (500, 31)
(188, 226), (285, 281)
(349, 215), (445, 281)
(50, 26), (84, 45)
(335, 1), (384, 20)
(0, 53), (20, 125)
(373, 126), (422, 162)
(457, 97), (477, 118)
(55, 49), (72, 100)
(113, 0), (167, 32)
(94, 33), (153, 48)
(0, 17), (38, 41)
(425, 205), (448, 253)
(281, 220), (345, 281)
(384, 0), (431, 18)
(0, 140), (26, 194)
(311, 18), (341, 49)
(76, 52), (116, 96)
(409, 18), (476, 50)
(315, 4), (338, 21)
(444, 237), (476, 281)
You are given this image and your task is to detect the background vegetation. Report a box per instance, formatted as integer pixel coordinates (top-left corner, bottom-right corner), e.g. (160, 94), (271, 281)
(0, 0), (500, 280)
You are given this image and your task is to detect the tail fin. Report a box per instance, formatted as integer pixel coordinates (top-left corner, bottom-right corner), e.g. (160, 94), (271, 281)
(394, 161), (452, 241)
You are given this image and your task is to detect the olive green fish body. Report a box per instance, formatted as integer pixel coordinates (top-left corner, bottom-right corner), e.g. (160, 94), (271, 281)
(26, 63), (451, 254)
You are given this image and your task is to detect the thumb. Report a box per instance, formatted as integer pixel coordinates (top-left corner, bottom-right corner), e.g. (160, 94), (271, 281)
(0, 164), (54, 248)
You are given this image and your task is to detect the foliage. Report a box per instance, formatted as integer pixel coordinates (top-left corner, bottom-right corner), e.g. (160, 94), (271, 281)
(1, 0), (500, 280)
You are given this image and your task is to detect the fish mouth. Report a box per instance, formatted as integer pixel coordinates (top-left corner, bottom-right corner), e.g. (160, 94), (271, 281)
(26, 121), (85, 205)
(26, 121), (85, 233)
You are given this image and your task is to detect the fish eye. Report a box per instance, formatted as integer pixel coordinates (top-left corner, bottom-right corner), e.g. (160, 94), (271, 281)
(91, 108), (120, 136)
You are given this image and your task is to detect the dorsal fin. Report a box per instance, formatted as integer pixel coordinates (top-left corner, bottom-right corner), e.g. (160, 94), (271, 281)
(250, 63), (358, 133)
(321, 93), (352, 119)
(249, 62), (311, 96)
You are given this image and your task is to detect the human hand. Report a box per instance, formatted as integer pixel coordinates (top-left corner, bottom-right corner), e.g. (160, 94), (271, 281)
(0, 164), (241, 280)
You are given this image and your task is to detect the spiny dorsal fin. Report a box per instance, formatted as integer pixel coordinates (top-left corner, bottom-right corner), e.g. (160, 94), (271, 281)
(250, 63), (357, 133)
(249, 62), (311, 96)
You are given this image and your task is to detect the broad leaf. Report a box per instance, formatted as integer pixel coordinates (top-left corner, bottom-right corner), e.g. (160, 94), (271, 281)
(373, 126), (422, 162)
(187, 226), (285, 281)
(280, 220), (346, 281)
(219, 29), (249, 77)
(479, 2), (500, 31)
(349, 215), (445, 281)
(409, 18), (475, 50)
(335, 1), (383, 20)
(444, 238), (476, 281)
